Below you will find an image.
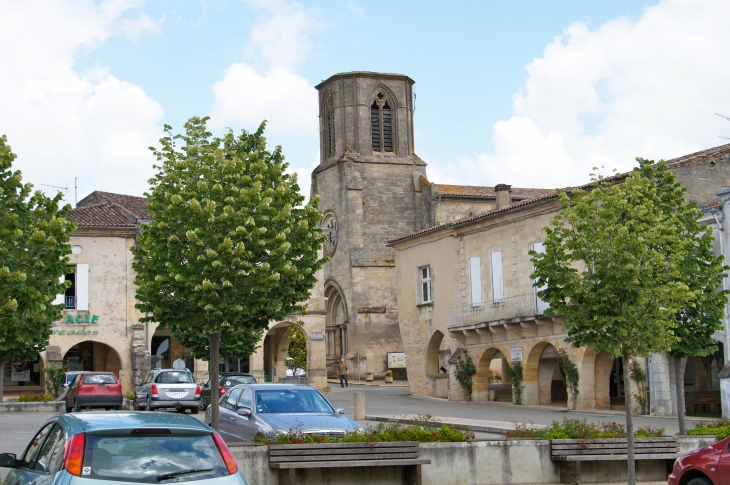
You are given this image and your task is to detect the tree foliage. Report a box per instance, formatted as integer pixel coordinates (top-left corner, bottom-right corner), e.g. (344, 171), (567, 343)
(0, 135), (76, 400)
(453, 350), (476, 401)
(531, 161), (699, 485)
(132, 117), (325, 429)
(506, 361), (523, 404)
(633, 160), (728, 434)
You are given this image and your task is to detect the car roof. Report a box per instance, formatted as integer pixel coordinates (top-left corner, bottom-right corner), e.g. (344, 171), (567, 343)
(82, 372), (115, 375)
(239, 383), (315, 391)
(154, 368), (192, 372)
(64, 412), (211, 433)
(220, 373), (254, 377)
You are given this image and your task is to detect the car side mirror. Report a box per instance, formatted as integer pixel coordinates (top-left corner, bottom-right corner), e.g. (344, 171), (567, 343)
(0, 453), (18, 468)
(135, 382), (141, 387)
(335, 407), (345, 415)
(237, 408), (251, 417)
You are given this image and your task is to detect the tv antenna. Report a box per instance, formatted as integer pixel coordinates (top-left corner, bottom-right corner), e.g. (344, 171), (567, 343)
(39, 183), (68, 193)
(717, 113), (730, 141)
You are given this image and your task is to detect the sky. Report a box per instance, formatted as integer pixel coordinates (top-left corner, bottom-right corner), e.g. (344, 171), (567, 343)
(1, 0), (729, 205)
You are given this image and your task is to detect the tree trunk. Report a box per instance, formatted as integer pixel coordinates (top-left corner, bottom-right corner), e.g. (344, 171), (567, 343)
(0, 362), (4, 402)
(623, 355), (635, 485)
(209, 331), (221, 432)
(674, 355), (689, 435)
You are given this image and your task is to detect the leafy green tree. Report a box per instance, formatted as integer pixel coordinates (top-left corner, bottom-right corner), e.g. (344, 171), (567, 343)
(531, 164), (693, 485)
(133, 117), (325, 430)
(283, 324), (307, 377)
(0, 135), (75, 401)
(632, 160), (729, 435)
(173, 326), (264, 367)
(557, 349), (579, 410)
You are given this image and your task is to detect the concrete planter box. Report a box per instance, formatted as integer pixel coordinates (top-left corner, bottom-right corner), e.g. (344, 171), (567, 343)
(0, 401), (65, 413)
(229, 436), (717, 485)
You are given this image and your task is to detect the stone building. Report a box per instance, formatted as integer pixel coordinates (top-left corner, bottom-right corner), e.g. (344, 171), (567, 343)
(389, 143), (730, 416)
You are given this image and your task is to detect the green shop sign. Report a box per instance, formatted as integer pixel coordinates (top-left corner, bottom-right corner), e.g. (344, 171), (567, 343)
(52, 327), (98, 336)
(64, 314), (99, 324)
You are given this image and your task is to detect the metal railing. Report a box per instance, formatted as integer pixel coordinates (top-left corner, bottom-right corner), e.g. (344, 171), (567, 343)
(65, 296), (76, 309)
(448, 293), (550, 328)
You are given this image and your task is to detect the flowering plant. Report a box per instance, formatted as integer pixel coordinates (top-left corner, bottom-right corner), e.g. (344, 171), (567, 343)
(385, 370), (393, 377)
(488, 370), (502, 381)
(453, 350), (477, 401)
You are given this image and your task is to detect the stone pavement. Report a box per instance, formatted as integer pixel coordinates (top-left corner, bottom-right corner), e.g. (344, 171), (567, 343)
(324, 384), (720, 437)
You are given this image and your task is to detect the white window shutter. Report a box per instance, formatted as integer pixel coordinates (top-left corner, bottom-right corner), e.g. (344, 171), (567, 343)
(469, 257), (482, 306)
(490, 252), (503, 301)
(52, 275), (65, 305)
(76, 264), (90, 311)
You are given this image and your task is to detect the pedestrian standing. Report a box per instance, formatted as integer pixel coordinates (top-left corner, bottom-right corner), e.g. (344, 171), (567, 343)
(338, 358), (348, 388)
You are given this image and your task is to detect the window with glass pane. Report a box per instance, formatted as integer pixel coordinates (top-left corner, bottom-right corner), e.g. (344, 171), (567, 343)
(420, 266), (432, 304)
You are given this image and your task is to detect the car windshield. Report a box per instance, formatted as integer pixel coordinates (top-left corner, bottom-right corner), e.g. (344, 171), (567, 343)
(221, 376), (256, 386)
(82, 434), (228, 483)
(255, 389), (334, 414)
(156, 372), (194, 384)
(84, 374), (117, 384)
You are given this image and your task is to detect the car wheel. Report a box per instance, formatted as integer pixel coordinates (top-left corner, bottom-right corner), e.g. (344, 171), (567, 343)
(687, 478), (712, 485)
(133, 399), (139, 411)
(147, 397), (153, 411)
(190, 407), (199, 415)
(115, 405), (122, 411)
(74, 401), (80, 413)
(175, 407), (185, 413)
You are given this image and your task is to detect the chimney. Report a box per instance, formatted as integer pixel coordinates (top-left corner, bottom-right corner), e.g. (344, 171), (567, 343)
(495, 184), (512, 210)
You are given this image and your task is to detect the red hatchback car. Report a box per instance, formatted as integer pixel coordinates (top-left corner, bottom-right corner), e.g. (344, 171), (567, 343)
(64, 372), (123, 412)
(669, 437), (730, 485)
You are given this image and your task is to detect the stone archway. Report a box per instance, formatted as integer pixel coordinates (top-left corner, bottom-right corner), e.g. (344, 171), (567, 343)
(523, 341), (569, 406)
(264, 321), (308, 383)
(63, 341), (122, 377)
(474, 347), (510, 402)
(324, 283), (348, 376)
(426, 331), (449, 376)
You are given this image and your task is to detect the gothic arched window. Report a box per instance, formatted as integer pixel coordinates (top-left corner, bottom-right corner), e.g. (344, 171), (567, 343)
(371, 92), (393, 153)
(323, 100), (335, 159)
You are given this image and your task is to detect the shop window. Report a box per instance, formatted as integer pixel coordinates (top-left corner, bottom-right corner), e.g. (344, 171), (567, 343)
(3, 355), (42, 388)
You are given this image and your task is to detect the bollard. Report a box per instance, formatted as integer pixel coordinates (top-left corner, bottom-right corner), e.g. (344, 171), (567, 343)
(354, 391), (365, 421)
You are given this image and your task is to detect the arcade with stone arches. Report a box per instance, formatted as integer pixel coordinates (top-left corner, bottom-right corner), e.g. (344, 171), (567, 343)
(62, 340), (122, 376)
(447, 338), (724, 416)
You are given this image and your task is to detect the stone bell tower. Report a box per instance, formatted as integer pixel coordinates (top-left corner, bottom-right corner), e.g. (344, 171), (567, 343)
(311, 72), (429, 377)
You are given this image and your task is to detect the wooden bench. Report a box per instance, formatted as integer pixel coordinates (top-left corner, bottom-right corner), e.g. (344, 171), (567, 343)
(551, 437), (679, 484)
(686, 391), (721, 413)
(269, 441), (431, 485)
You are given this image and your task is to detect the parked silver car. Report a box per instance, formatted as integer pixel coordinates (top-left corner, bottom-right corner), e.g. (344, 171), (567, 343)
(133, 368), (201, 414)
(206, 383), (363, 442)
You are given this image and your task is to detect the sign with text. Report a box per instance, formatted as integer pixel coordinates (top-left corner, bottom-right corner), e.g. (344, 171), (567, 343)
(388, 352), (407, 369)
(510, 347), (523, 362)
(309, 333), (325, 340)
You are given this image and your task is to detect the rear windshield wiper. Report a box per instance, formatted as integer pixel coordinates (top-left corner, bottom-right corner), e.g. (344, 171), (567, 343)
(156, 469), (213, 481)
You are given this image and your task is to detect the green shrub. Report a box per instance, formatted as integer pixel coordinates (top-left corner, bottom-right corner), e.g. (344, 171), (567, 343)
(505, 418), (664, 439)
(19, 394), (53, 402)
(255, 415), (474, 444)
(687, 425), (730, 441)
(124, 393), (136, 401)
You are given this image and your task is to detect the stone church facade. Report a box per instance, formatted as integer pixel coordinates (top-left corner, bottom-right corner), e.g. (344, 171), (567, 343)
(308, 71), (552, 378)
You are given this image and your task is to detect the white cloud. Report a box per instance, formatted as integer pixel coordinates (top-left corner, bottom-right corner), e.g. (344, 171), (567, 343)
(0, 0), (164, 200)
(208, 0), (321, 135)
(118, 12), (165, 41)
(209, 64), (317, 134)
(244, 0), (322, 68)
(347, 2), (366, 18)
(456, 0), (730, 189)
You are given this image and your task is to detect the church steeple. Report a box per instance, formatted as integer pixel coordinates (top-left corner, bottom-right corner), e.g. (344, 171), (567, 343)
(316, 72), (416, 164)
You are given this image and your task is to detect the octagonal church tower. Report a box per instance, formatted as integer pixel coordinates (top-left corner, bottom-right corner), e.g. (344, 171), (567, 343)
(312, 72), (430, 378)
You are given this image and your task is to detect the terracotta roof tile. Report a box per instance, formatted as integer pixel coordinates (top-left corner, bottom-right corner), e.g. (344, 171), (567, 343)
(700, 200), (722, 210)
(432, 184), (555, 200)
(69, 203), (137, 227)
(89, 191), (151, 219)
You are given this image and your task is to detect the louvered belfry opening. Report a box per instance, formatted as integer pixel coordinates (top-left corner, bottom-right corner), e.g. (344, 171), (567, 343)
(324, 102), (335, 159)
(370, 100), (381, 152)
(370, 92), (393, 153)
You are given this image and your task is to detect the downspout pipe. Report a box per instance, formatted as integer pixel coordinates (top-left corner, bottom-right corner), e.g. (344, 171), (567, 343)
(711, 209), (729, 362)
